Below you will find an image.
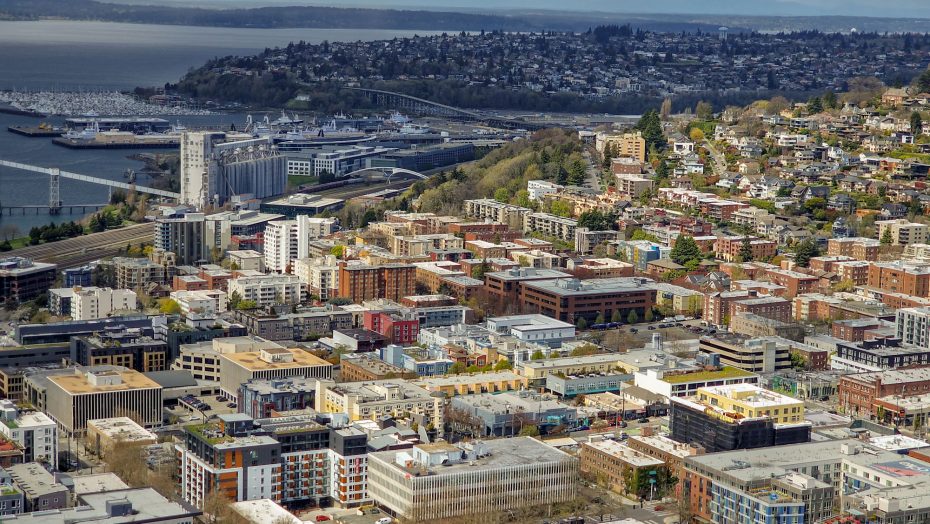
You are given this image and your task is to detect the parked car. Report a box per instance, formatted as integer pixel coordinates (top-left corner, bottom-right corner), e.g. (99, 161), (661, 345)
(376, 518), (393, 524)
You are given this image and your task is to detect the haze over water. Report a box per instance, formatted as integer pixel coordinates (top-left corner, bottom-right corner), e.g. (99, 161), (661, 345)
(0, 20), (442, 234)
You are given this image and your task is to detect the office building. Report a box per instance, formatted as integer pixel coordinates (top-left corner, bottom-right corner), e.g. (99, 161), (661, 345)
(368, 438), (577, 521)
(670, 384), (810, 452)
(43, 368), (163, 435)
(71, 330), (170, 372)
(634, 365), (759, 399)
(699, 334), (792, 373)
(0, 257), (56, 303)
(838, 367), (930, 416)
(486, 314), (575, 347)
(180, 132), (286, 208)
(519, 277), (657, 324)
(449, 391), (577, 436)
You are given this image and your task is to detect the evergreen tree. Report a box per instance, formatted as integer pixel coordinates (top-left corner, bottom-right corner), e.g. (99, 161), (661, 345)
(611, 310), (623, 323)
(880, 227), (893, 245)
(627, 310), (639, 325)
(807, 96), (823, 114)
(823, 91), (837, 109)
(738, 237), (754, 262)
(670, 235), (702, 266)
(794, 239), (820, 268)
(576, 317), (588, 330)
(635, 109), (665, 158)
(912, 111), (923, 135)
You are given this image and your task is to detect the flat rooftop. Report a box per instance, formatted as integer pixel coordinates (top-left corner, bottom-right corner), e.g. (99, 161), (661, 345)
(661, 366), (756, 384)
(222, 349), (331, 371)
(48, 370), (160, 395)
(584, 439), (665, 467)
(372, 436), (572, 475)
(686, 439), (858, 482)
(87, 417), (157, 442)
(413, 371), (524, 388)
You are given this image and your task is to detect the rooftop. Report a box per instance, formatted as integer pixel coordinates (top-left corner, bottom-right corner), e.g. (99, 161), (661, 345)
(661, 366), (756, 384)
(222, 348), (331, 371)
(48, 370), (160, 395)
(583, 439), (666, 467)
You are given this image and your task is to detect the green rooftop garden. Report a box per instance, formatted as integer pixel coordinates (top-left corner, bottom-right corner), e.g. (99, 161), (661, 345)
(662, 366), (753, 384)
(185, 423), (234, 445)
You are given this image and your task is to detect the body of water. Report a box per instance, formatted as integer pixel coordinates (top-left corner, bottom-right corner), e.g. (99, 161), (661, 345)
(0, 20), (442, 90)
(0, 20), (438, 237)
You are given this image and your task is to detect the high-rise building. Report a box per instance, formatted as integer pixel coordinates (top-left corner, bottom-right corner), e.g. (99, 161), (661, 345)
(336, 262), (416, 303)
(264, 217), (338, 273)
(180, 132), (286, 208)
(154, 213), (208, 266)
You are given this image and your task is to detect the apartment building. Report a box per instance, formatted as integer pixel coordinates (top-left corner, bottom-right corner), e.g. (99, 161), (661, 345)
(227, 274), (306, 306)
(827, 237), (880, 261)
(670, 384), (810, 452)
(264, 216), (338, 273)
(522, 212), (578, 241)
(595, 131), (647, 162)
(867, 261), (930, 298)
(731, 296), (793, 323)
(615, 173), (654, 197)
(154, 213), (208, 266)
(316, 380), (443, 429)
(170, 289), (228, 316)
(713, 236), (777, 263)
(0, 400), (57, 469)
(897, 306), (930, 349)
(293, 255), (340, 300)
(876, 219), (930, 245)
(337, 262), (416, 304)
(462, 199), (530, 227)
(838, 367), (930, 416)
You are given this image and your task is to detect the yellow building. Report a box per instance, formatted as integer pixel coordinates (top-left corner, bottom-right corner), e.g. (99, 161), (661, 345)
(316, 379), (443, 429)
(695, 384), (804, 424)
(595, 132), (647, 163)
(654, 283), (704, 315)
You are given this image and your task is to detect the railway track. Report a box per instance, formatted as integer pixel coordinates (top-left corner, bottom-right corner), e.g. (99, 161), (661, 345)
(6, 222), (155, 267)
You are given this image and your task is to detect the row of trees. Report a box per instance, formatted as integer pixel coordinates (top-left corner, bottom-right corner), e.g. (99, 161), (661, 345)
(28, 221), (84, 245)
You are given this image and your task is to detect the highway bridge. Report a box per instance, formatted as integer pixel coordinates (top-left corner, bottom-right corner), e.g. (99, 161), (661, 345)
(345, 87), (552, 131)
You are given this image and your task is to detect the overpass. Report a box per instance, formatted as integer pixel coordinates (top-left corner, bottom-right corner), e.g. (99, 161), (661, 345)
(345, 87), (551, 131)
(343, 166), (429, 181)
(0, 160), (180, 212)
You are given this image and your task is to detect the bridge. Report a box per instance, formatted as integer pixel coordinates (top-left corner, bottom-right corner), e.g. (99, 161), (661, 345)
(345, 87), (551, 131)
(0, 160), (180, 214)
(343, 166), (429, 182)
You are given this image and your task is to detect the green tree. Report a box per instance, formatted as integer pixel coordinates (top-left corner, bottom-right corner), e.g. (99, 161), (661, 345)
(823, 90), (837, 109)
(627, 310), (639, 325)
(571, 344), (600, 356)
(807, 96), (823, 114)
(576, 317), (588, 330)
(635, 109), (665, 157)
(236, 299), (258, 310)
(447, 362), (466, 374)
(531, 349), (546, 360)
(738, 237), (754, 262)
(493, 359), (513, 371)
(519, 425), (540, 437)
(330, 245), (345, 258)
(595, 313), (605, 325)
(881, 227), (893, 245)
(611, 310), (623, 323)
(794, 239), (820, 268)
(670, 235), (702, 266)
(494, 187), (511, 203)
(915, 68), (930, 94)
(644, 308), (654, 322)
(912, 111), (924, 135)
(549, 200), (573, 218)
(228, 290), (242, 310)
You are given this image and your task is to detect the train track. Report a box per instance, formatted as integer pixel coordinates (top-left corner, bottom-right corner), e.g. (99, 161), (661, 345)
(6, 222), (155, 267)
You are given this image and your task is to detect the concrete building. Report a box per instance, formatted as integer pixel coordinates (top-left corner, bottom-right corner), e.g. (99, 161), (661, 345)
(827, 237), (880, 261)
(522, 212), (578, 241)
(263, 216), (338, 273)
(170, 289), (228, 316)
(85, 417), (157, 458)
(486, 314), (575, 347)
(699, 334), (792, 373)
(519, 277), (657, 324)
(339, 353), (417, 382)
(412, 372), (527, 397)
(595, 131), (647, 162)
(897, 306), (930, 349)
(463, 199), (530, 227)
(154, 213), (208, 266)
(43, 368), (163, 435)
(730, 313), (805, 341)
(574, 228), (623, 255)
(367, 438), (577, 521)
(49, 286), (137, 319)
(237, 377), (318, 419)
(218, 348), (332, 399)
(449, 391), (577, 436)
(7, 462), (68, 512)
(9, 487), (200, 524)
(634, 366), (759, 399)
(615, 173), (654, 198)
(293, 255), (339, 300)
(227, 249), (264, 272)
(180, 132), (286, 208)
(204, 210), (284, 253)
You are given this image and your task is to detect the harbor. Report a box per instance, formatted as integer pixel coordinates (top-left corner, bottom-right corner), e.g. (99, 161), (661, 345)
(8, 125), (63, 137)
(52, 136), (179, 149)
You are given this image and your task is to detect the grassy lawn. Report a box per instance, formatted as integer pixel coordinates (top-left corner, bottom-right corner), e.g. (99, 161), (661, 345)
(288, 175), (320, 189)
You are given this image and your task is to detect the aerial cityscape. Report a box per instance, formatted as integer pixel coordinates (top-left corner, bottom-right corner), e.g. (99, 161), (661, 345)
(7, 1), (930, 524)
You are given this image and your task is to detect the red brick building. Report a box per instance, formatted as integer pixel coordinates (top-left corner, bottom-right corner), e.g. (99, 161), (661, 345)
(827, 237), (880, 261)
(762, 268), (820, 297)
(838, 367), (930, 416)
(867, 262), (930, 298)
(731, 296), (792, 323)
(832, 318), (882, 342)
(519, 277), (656, 324)
(337, 262), (416, 303)
(713, 236), (777, 263)
(363, 311), (419, 345)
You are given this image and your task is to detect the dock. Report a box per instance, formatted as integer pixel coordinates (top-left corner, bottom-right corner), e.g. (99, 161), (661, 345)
(8, 126), (63, 137)
(52, 137), (179, 150)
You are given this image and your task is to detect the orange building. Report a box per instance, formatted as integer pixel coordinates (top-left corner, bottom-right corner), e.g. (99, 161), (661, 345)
(337, 262), (416, 303)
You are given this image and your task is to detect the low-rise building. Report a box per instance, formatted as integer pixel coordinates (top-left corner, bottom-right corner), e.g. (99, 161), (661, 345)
(699, 334), (793, 373)
(368, 438), (577, 521)
(219, 348), (333, 399)
(580, 438), (672, 498)
(317, 379), (443, 429)
(85, 417), (157, 458)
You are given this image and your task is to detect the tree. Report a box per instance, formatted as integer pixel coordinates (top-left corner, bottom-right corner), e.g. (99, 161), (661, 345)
(571, 344), (599, 356)
(794, 239), (820, 268)
(494, 187), (511, 203)
(738, 237), (754, 262)
(228, 290), (242, 310)
(627, 310), (639, 325)
(881, 227), (893, 245)
(689, 128), (705, 142)
(519, 424), (540, 437)
(330, 245), (345, 258)
(611, 310), (623, 323)
(531, 349), (546, 360)
(595, 313), (605, 325)
(696, 101), (713, 121)
(670, 235), (702, 266)
(576, 317), (588, 330)
(823, 90), (837, 110)
(912, 111), (924, 135)
(493, 359), (513, 371)
(644, 308), (654, 322)
(660, 97), (673, 120)
(635, 108), (665, 157)
(236, 299), (258, 310)
(158, 298), (181, 315)
(447, 362), (466, 374)
(915, 68), (930, 94)
(807, 96), (823, 114)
